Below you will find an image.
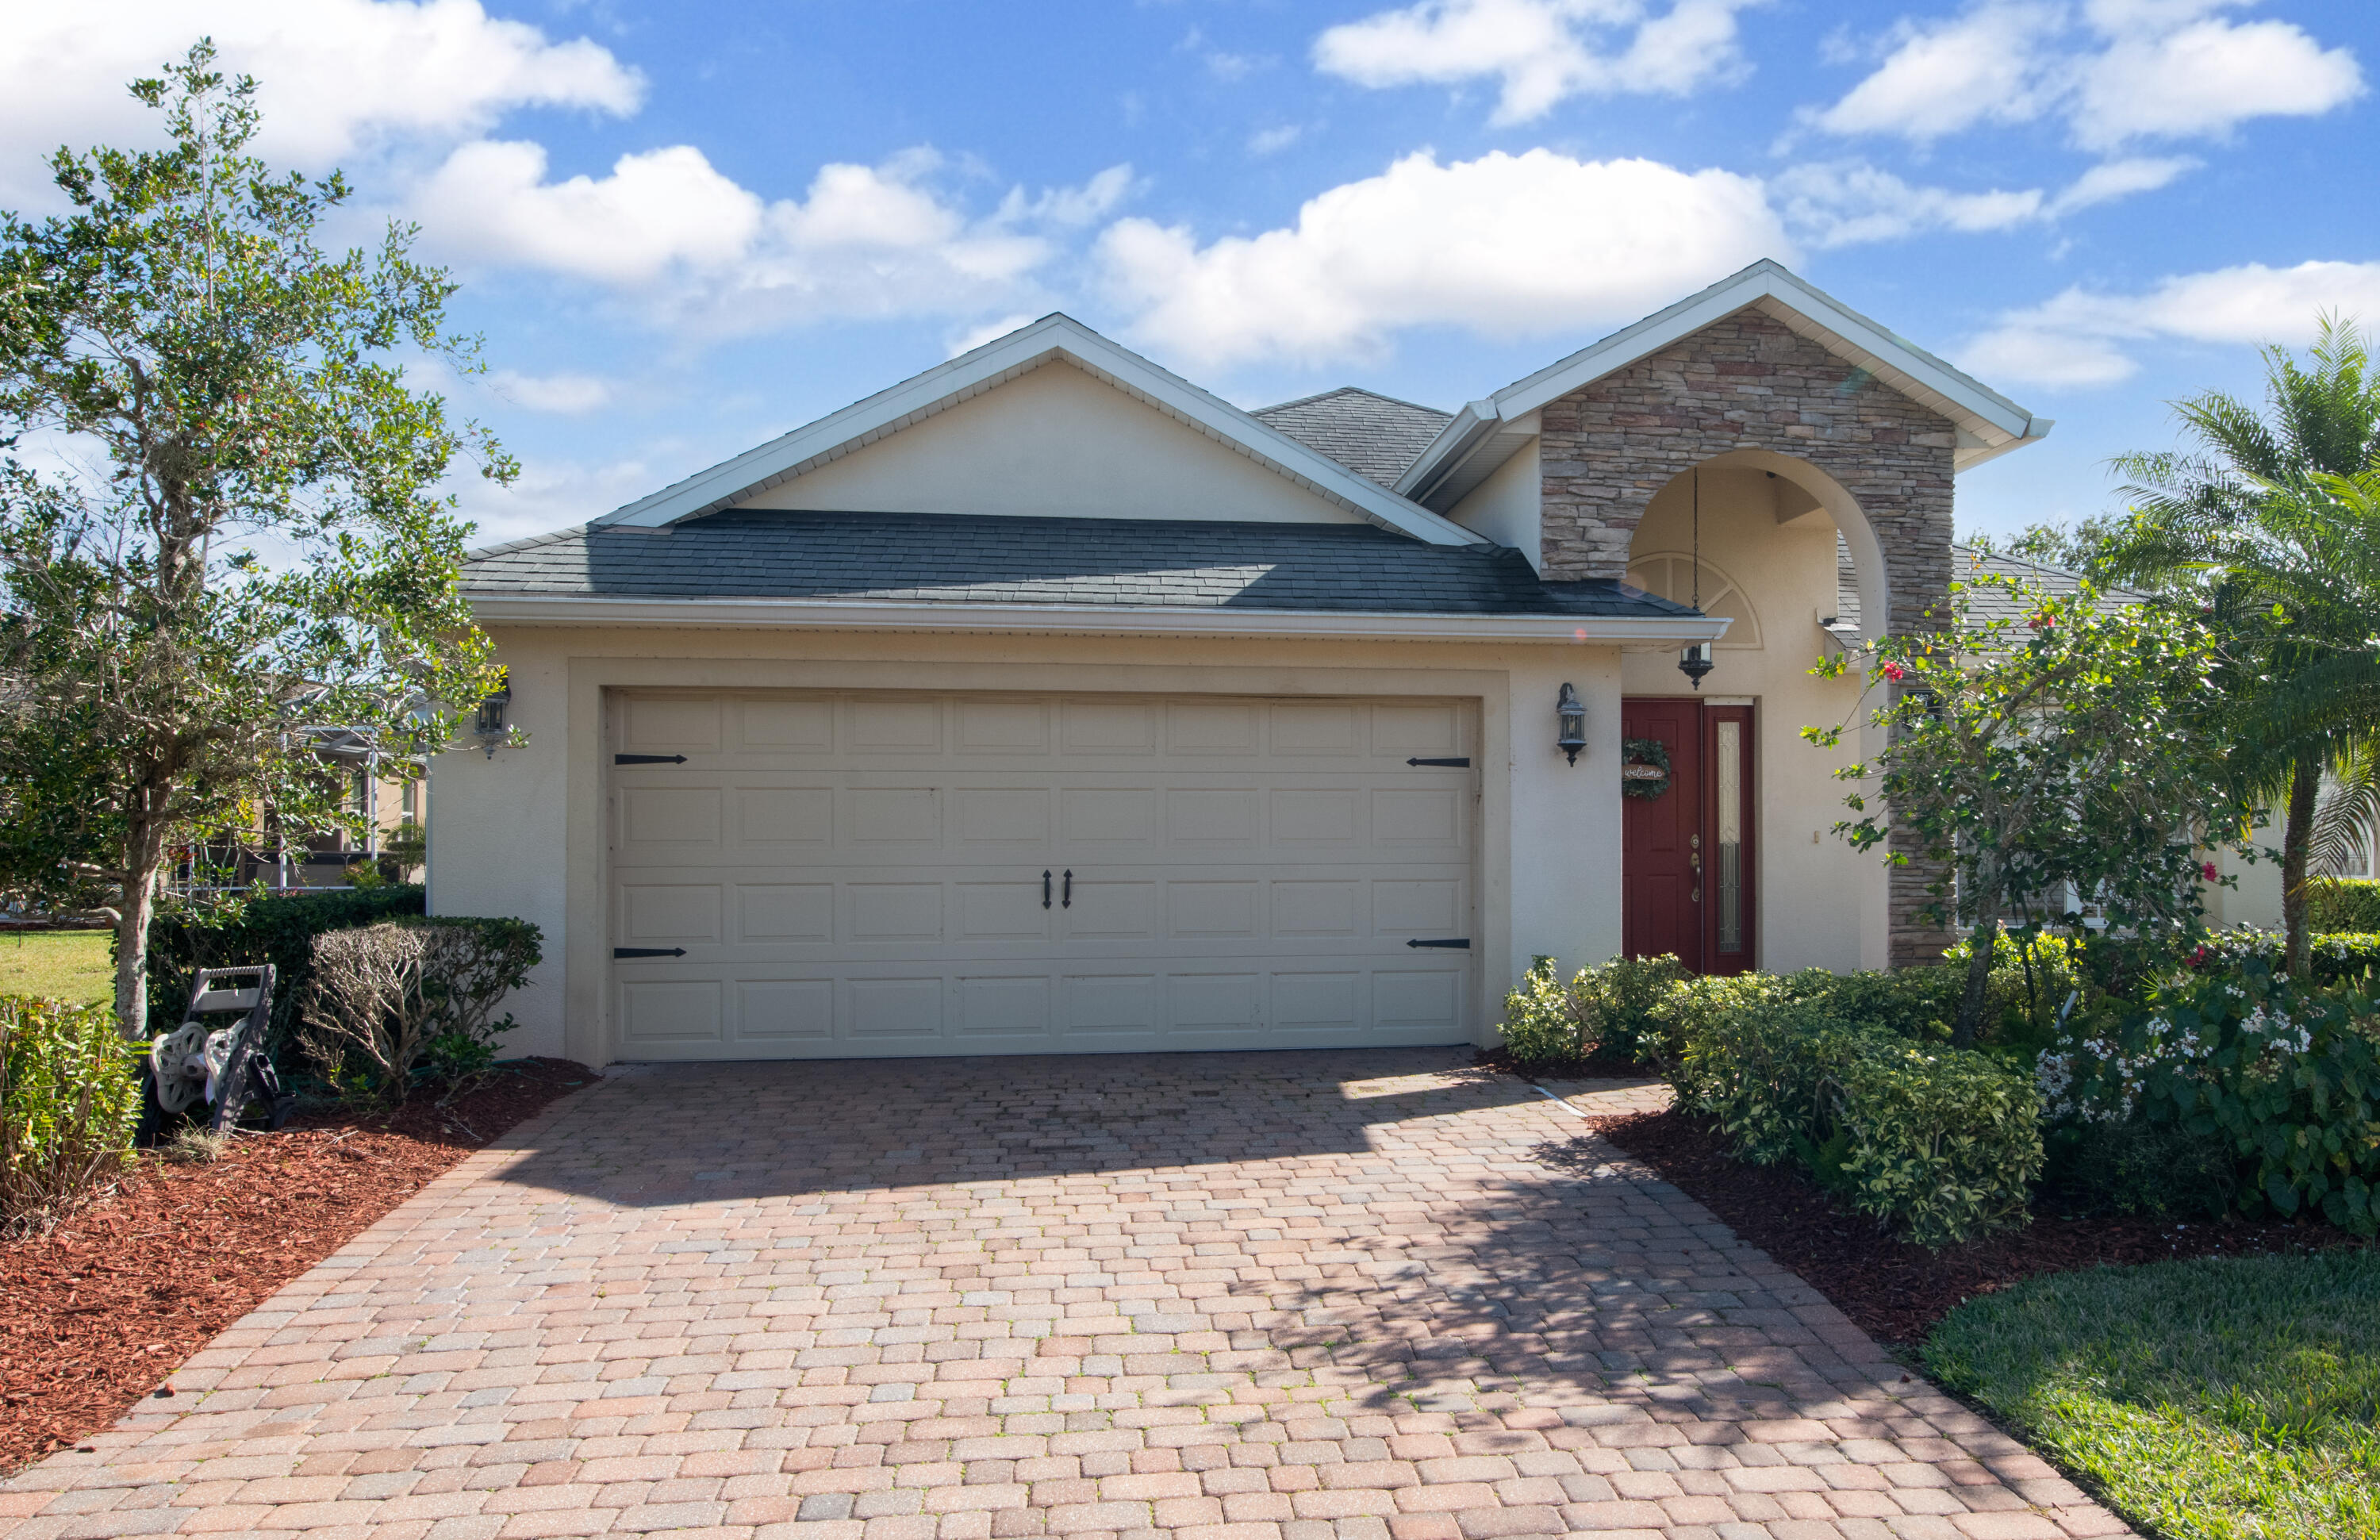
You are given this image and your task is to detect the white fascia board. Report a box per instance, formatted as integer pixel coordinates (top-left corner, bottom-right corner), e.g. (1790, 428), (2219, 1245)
(1395, 260), (2053, 509)
(466, 592), (1730, 646)
(593, 313), (1477, 547)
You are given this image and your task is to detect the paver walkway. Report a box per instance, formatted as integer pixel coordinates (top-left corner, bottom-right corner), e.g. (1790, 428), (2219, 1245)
(0, 1050), (2131, 1540)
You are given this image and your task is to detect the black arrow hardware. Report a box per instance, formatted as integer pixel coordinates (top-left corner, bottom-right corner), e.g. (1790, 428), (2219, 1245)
(1042, 870), (1052, 909)
(1406, 938), (1472, 950)
(613, 754), (688, 765)
(1062, 870), (1073, 908)
(612, 947), (687, 958)
(1406, 757), (1471, 767)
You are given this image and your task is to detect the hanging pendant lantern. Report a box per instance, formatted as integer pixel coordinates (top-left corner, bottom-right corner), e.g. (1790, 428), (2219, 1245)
(1678, 466), (1713, 690)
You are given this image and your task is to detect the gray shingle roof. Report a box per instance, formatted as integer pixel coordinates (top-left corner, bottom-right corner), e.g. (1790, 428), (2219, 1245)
(1829, 537), (2139, 636)
(462, 509), (1697, 620)
(1253, 388), (1451, 489)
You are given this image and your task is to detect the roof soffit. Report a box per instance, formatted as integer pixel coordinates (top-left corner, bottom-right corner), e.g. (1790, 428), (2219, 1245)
(593, 315), (1476, 546)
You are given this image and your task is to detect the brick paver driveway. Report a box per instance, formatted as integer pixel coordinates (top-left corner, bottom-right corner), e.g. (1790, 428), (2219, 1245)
(1, 1050), (2130, 1540)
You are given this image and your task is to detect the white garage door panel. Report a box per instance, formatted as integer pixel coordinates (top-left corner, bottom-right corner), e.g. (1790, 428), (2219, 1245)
(608, 690), (1476, 1058)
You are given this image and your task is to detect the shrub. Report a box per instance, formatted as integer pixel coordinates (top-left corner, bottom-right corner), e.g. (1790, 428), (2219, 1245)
(1496, 953), (1685, 1068)
(2040, 1116), (2240, 1219)
(1, 997), (143, 1233)
(2194, 927), (2380, 985)
(298, 916), (540, 1102)
(1664, 987), (2043, 1246)
(144, 885), (425, 1044)
(2308, 876), (2380, 935)
(2037, 954), (2380, 1235)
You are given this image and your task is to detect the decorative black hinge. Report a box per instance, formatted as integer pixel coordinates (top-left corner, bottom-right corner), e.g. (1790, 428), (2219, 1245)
(612, 947), (687, 958)
(614, 754), (688, 765)
(1406, 938), (1472, 950)
(1406, 757), (1470, 767)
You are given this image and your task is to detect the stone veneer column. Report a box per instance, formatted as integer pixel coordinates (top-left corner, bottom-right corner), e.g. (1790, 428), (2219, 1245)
(1540, 305), (1957, 968)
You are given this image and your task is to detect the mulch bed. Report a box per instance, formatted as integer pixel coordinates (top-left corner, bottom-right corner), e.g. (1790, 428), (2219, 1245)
(0, 1058), (593, 1477)
(1584, 1105), (2365, 1349)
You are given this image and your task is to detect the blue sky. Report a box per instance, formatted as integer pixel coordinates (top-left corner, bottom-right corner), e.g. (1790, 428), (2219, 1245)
(4, 1), (2375, 545)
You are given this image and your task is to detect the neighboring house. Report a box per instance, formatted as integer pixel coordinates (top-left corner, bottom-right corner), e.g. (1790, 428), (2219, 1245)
(442, 259), (2146, 1066)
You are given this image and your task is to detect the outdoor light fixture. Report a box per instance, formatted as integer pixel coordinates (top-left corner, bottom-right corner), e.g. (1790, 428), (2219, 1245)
(1678, 642), (1714, 689)
(1556, 682), (1587, 766)
(1677, 465), (1715, 690)
(471, 673), (512, 758)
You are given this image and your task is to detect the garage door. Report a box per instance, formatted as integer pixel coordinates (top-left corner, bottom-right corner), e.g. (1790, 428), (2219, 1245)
(607, 689), (1476, 1058)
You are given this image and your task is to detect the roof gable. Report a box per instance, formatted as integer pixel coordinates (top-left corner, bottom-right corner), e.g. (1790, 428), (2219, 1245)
(1253, 387), (1452, 489)
(595, 314), (1476, 545)
(1396, 260), (2052, 510)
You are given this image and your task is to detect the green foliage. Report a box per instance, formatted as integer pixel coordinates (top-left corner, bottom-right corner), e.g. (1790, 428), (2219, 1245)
(2038, 954), (2380, 1235)
(1659, 980), (2044, 1246)
(2198, 927), (2380, 985)
(1925, 1251), (2380, 1540)
(144, 885), (424, 1045)
(1495, 953), (1684, 1068)
(2041, 1117), (2241, 1219)
(297, 915), (541, 1103)
(0, 996), (142, 1232)
(0, 43), (512, 1033)
(2306, 878), (2380, 935)
(1806, 574), (2248, 1047)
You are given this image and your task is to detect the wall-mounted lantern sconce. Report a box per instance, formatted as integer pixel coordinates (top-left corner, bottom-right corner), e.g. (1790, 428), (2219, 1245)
(1678, 642), (1714, 690)
(1556, 682), (1587, 766)
(471, 672), (512, 758)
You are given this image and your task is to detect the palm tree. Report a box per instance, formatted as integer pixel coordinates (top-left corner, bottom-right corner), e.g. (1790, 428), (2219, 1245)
(2108, 318), (2380, 977)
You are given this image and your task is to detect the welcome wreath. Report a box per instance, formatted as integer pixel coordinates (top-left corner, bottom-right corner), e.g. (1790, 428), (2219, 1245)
(1620, 737), (1673, 801)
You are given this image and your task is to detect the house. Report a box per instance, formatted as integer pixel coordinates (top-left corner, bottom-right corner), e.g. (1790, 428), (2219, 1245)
(436, 259), (2171, 1066)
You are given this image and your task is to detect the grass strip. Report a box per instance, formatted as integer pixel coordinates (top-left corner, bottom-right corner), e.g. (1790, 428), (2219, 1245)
(1924, 1250), (2379, 1540)
(0, 931), (112, 1007)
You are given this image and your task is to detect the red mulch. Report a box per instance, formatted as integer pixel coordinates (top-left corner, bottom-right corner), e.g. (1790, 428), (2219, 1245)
(1585, 1106), (2367, 1349)
(0, 1058), (593, 1477)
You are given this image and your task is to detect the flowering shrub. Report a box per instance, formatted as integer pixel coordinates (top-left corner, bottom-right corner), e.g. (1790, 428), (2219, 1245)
(2037, 955), (2380, 1235)
(2185, 927), (2380, 985)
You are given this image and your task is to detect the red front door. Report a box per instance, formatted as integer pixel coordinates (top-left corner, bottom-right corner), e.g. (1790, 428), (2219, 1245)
(1621, 699), (1755, 974)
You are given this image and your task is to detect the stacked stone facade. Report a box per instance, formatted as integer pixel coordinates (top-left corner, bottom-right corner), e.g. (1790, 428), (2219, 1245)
(1540, 305), (1956, 967)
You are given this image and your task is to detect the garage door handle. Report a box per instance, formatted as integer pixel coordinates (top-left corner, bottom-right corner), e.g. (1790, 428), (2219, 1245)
(1042, 870), (1052, 909)
(1062, 870), (1072, 908)
(614, 754), (687, 765)
(1407, 938), (1472, 950)
(1406, 757), (1470, 767)
(613, 947), (686, 958)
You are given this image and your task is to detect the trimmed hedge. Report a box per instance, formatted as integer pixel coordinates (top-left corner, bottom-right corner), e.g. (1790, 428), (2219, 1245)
(1497, 953), (1683, 1067)
(2307, 877), (2380, 935)
(2194, 927), (2380, 984)
(143, 885), (427, 1044)
(1656, 975), (2044, 1246)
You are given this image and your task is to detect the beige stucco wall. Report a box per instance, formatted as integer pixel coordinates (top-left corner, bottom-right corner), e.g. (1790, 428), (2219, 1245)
(428, 623), (1636, 1066)
(1448, 437), (1542, 566)
(737, 360), (1365, 526)
(1618, 467), (1889, 972)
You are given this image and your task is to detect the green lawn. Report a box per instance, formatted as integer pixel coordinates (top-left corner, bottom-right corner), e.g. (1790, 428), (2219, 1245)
(0, 929), (113, 1006)
(1925, 1251), (2380, 1540)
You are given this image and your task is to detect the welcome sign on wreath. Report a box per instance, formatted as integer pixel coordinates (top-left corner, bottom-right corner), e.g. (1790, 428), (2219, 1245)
(1620, 737), (1673, 800)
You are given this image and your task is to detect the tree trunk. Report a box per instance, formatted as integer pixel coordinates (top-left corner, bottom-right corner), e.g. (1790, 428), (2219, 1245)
(1955, 898), (2002, 1050)
(111, 810), (168, 1042)
(2281, 755), (2320, 980)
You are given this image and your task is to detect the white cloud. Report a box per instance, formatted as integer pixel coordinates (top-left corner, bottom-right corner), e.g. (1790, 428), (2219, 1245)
(1776, 162), (2044, 248)
(1962, 259), (2380, 386)
(946, 314), (1041, 359)
(1096, 148), (1787, 369)
(1248, 125), (1307, 157)
(0, 0), (641, 201)
(455, 452), (664, 545)
(485, 369), (613, 415)
(1777, 152), (2196, 246)
(414, 144), (1128, 333)
(1807, 0), (2362, 150)
(1313, 0), (1766, 125)
(2045, 153), (2197, 212)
